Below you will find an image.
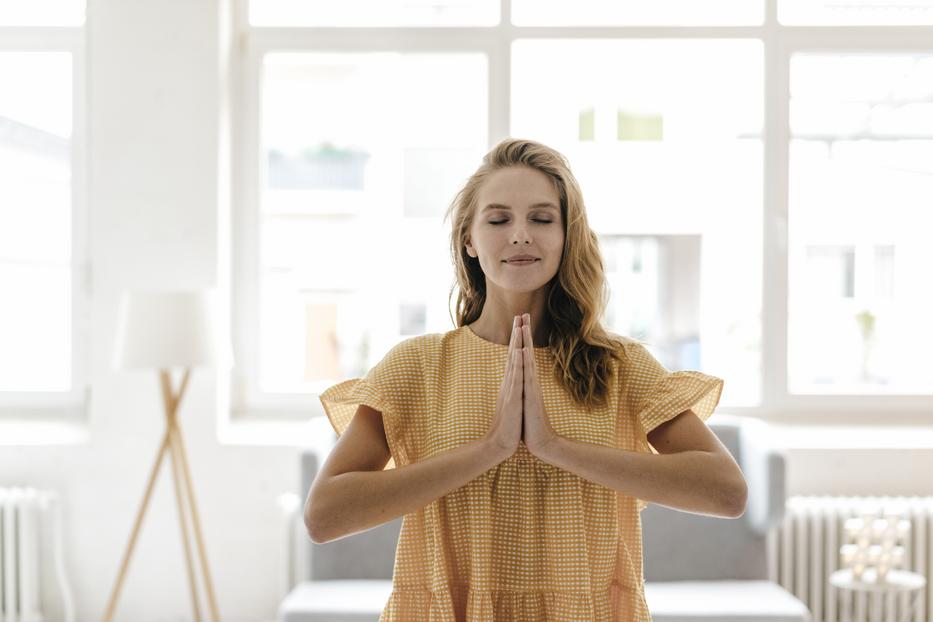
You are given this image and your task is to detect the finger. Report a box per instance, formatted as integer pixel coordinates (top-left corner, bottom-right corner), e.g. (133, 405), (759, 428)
(523, 346), (531, 391)
(513, 349), (522, 392)
(523, 321), (536, 374)
(511, 316), (521, 365)
(518, 351), (523, 400)
(516, 345), (523, 387)
(505, 319), (517, 386)
(522, 348), (537, 395)
(523, 347), (532, 399)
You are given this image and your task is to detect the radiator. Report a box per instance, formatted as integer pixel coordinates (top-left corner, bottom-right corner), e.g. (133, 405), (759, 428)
(0, 487), (74, 622)
(770, 496), (933, 622)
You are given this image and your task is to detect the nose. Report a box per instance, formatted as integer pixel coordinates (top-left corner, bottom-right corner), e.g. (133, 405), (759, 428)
(511, 228), (531, 245)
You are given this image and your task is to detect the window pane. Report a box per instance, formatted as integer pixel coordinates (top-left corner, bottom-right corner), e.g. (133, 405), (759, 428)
(259, 52), (487, 393)
(512, 0), (762, 26)
(512, 39), (764, 407)
(788, 53), (933, 394)
(0, 52), (73, 391)
(250, 0), (499, 26)
(0, 0), (84, 26)
(780, 0), (933, 25)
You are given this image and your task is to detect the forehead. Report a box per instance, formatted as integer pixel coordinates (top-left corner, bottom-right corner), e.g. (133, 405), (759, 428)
(477, 166), (560, 212)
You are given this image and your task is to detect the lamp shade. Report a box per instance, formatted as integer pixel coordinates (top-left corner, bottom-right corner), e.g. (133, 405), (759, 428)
(112, 288), (233, 371)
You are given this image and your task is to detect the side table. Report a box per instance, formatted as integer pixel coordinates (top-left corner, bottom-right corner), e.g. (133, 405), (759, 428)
(830, 568), (926, 622)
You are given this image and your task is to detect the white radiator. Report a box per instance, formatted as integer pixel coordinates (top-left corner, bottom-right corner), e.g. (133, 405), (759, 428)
(0, 487), (74, 622)
(770, 496), (933, 622)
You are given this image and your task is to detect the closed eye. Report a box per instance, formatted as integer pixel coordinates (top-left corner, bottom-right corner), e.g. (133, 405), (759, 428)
(489, 219), (552, 225)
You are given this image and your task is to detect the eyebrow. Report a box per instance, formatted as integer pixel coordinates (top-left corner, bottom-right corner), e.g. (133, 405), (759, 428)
(482, 202), (559, 213)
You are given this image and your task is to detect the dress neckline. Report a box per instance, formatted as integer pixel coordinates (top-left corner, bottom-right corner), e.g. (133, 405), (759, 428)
(463, 323), (549, 350)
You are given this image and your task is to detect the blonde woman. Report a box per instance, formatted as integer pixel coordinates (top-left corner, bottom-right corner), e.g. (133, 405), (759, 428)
(306, 138), (747, 621)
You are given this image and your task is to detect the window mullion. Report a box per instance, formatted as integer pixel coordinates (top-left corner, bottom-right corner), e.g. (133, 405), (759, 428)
(762, 27), (791, 416)
(234, 14), (265, 420)
(490, 24), (511, 146)
(0, 27), (82, 49)
(781, 26), (933, 49)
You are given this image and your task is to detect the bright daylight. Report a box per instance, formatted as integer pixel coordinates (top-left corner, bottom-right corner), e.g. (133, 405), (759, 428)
(1, 0), (932, 621)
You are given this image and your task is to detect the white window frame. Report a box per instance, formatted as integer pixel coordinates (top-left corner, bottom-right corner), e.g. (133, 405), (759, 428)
(230, 0), (933, 426)
(0, 24), (90, 422)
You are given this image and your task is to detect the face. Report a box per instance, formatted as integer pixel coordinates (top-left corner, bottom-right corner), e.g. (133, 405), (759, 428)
(465, 166), (565, 294)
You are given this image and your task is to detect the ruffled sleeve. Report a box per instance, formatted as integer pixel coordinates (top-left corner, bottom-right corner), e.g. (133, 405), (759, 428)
(636, 369), (724, 447)
(623, 341), (724, 511)
(317, 341), (417, 471)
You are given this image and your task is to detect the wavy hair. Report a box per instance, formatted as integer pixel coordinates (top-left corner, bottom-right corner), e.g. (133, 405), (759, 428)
(445, 138), (636, 409)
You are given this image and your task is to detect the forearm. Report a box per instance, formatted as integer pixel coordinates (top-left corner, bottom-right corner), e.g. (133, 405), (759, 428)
(537, 437), (746, 518)
(307, 438), (506, 543)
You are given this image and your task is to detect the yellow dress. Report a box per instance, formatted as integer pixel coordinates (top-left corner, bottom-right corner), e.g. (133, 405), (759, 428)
(319, 324), (724, 621)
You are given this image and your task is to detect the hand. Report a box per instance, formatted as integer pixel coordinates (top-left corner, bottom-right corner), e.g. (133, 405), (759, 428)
(520, 313), (558, 456)
(483, 315), (524, 460)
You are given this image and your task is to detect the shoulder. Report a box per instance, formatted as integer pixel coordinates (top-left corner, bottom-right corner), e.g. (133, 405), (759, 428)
(367, 334), (438, 397)
(605, 331), (649, 360)
(382, 334), (426, 360)
(603, 332), (668, 379)
(381, 332), (444, 365)
(395, 328), (481, 367)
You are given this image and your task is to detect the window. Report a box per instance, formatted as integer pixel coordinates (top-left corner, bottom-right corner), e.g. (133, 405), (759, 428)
(0, 3), (88, 419)
(788, 53), (933, 395)
(234, 0), (933, 422)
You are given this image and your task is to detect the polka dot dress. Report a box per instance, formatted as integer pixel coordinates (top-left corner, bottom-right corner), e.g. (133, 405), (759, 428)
(319, 324), (724, 621)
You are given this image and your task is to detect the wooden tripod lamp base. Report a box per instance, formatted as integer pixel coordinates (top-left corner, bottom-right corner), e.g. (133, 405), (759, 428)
(108, 288), (232, 621)
(102, 369), (220, 622)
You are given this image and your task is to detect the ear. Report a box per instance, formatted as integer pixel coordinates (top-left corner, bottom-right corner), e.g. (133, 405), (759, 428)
(464, 237), (476, 257)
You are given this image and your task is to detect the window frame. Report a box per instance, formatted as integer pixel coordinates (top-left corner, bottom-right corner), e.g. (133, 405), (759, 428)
(231, 0), (933, 426)
(0, 25), (90, 422)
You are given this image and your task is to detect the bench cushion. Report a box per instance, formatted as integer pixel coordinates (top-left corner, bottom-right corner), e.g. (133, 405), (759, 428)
(645, 580), (811, 622)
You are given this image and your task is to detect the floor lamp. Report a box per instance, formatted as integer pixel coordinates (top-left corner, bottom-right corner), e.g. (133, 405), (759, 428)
(104, 288), (232, 622)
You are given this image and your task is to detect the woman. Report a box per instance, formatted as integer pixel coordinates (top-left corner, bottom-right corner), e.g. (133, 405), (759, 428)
(308, 138), (746, 621)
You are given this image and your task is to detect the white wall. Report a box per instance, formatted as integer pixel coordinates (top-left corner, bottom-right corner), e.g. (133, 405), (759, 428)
(1, 1), (932, 621)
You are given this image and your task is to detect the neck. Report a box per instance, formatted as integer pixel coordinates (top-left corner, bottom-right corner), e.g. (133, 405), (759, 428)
(469, 298), (551, 347)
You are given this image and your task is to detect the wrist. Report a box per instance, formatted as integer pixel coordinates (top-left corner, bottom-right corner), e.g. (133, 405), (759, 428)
(531, 434), (562, 462)
(479, 436), (515, 465)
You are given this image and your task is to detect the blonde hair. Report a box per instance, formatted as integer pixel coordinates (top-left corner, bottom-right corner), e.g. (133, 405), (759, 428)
(445, 137), (633, 409)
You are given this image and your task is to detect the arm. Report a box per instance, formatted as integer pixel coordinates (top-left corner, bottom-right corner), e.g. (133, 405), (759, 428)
(308, 438), (508, 544)
(536, 410), (748, 518)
